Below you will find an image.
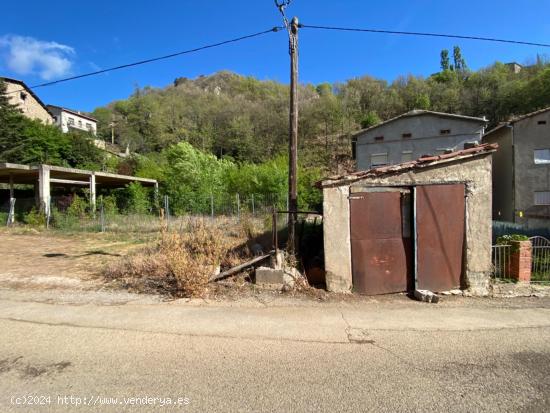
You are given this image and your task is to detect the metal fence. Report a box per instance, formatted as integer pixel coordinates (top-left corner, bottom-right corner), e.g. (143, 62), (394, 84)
(530, 236), (550, 283)
(3, 193), (286, 233)
(492, 244), (512, 279)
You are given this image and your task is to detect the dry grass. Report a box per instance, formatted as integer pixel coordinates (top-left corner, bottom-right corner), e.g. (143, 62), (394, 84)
(103, 216), (263, 297)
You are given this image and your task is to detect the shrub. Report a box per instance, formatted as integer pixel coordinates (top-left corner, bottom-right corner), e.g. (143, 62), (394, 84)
(104, 219), (232, 297)
(66, 194), (89, 218)
(496, 234), (529, 245)
(25, 208), (46, 227)
(125, 182), (150, 214)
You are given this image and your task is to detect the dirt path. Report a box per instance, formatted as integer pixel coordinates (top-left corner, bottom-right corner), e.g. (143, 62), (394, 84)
(0, 231), (143, 290)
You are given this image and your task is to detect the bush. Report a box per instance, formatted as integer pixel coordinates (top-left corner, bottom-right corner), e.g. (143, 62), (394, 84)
(66, 194), (89, 218)
(25, 208), (46, 227)
(104, 220), (233, 297)
(125, 182), (151, 214)
(496, 234), (529, 245)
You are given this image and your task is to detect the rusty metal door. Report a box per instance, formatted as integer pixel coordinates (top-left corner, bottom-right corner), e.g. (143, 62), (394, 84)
(350, 190), (411, 295)
(416, 184), (465, 292)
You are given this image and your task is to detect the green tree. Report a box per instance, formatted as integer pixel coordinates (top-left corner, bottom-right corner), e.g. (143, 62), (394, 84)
(440, 49), (450, 71)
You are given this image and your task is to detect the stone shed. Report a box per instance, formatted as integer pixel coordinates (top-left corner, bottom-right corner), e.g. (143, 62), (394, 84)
(318, 143), (497, 296)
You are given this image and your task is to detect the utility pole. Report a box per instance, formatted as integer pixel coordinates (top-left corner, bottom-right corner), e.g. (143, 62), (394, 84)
(275, 0), (299, 254)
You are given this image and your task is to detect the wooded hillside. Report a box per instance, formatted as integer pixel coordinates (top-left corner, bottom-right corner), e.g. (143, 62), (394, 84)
(92, 53), (550, 170)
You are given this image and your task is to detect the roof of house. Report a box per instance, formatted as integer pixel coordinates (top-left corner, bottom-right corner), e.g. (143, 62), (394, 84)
(483, 106), (550, 137)
(46, 105), (97, 122)
(317, 143), (498, 188)
(0, 77), (54, 118)
(352, 109), (488, 138)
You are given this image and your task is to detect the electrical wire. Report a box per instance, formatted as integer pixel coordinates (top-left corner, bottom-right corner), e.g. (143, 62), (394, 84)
(4, 27), (283, 94)
(300, 24), (550, 48)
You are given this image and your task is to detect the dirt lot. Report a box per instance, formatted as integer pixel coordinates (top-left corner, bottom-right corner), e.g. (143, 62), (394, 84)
(0, 230), (144, 291)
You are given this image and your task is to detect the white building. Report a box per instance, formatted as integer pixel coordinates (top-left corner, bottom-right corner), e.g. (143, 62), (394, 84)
(47, 105), (97, 136)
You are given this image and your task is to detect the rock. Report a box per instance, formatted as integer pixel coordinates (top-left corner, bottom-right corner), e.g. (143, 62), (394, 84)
(413, 289), (439, 303)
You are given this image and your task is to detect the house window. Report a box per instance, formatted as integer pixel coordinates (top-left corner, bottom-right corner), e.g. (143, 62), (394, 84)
(374, 136), (384, 142)
(402, 133), (412, 139)
(401, 151), (413, 162)
(534, 149), (550, 164)
(86, 123), (92, 131)
(534, 191), (550, 205)
(538, 120), (547, 125)
(78, 120), (82, 127)
(67, 117), (75, 125)
(20, 92), (27, 101)
(440, 129), (451, 135)
(371, 153), (388, 167)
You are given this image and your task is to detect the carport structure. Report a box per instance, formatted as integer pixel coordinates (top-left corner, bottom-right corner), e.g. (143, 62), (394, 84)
(318, 143), (497, 296)
(0, 163), (158, 216)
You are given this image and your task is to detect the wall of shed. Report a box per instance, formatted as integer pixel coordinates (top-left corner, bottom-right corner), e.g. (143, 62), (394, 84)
(323, 154), (493, 295)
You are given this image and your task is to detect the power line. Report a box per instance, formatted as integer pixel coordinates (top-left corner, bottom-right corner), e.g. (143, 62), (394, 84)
(4, 27), (282, 94)
(300, 24), (550, 48)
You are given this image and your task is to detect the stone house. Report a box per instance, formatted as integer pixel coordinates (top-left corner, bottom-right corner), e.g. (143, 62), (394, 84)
(482, 107), (550, 227)
(1, 77), (54, 124)
(47, 105), (98, 136)
(318, 143), (497, 296)
(353, 110), (487, 170)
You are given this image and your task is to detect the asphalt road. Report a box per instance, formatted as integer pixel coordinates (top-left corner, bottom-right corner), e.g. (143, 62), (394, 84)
(1, 290), (549, 412)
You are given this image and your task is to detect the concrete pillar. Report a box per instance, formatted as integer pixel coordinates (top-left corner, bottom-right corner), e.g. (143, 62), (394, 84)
(38, 165), (50, 216)
(510, 241), (532, 282)
(89, 173), (96, 212)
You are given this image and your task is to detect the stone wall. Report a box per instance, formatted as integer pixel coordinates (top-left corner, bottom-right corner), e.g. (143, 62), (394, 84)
(5, 81), (53, 124)
(322, 153), (493, 295)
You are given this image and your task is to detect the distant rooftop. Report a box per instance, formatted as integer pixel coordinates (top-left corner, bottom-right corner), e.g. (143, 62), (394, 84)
(47, 105), (97, 122)
(353, 110), (488, 137)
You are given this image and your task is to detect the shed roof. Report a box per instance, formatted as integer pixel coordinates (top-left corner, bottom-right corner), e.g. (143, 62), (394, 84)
(317, 143), (498, 188)
(352, 110), (488, 138)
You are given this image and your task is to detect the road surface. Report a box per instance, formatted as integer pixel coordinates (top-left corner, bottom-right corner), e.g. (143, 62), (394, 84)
(1, 289), (549, 412)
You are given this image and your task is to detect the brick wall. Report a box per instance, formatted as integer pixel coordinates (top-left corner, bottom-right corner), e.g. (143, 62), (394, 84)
(510, 240), (532, 282)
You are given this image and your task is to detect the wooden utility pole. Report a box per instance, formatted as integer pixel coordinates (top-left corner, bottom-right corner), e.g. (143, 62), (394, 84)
(275, 0), (299, 254)
(287, 16), (299, 254)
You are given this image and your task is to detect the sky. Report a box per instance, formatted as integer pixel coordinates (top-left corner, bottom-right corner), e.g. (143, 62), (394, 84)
(2, 0), (550, 112)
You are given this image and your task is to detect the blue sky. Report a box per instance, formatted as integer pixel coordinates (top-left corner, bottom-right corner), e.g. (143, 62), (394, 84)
(2, 0), (549, 112)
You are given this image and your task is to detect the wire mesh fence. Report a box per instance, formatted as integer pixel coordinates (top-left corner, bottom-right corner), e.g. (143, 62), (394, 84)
(3, 193), (287, 234)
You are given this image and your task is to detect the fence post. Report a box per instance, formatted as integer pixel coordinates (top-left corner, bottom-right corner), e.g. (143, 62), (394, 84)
(251, 194), (255, 215)
(236, 193), (240, 220)
(100, 202), (106, 233)
(7, 198), (15, 226)
(46, 198), (51, 229)
(164, 195), (170, 229)
(210, 193), (214, 218)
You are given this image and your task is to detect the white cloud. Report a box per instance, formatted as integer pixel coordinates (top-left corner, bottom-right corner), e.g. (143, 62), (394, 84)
(0, 34), (75, 80)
